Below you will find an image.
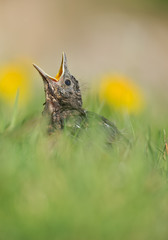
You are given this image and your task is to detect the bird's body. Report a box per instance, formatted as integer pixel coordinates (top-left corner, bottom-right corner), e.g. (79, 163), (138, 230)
(33, 53), (120, 142)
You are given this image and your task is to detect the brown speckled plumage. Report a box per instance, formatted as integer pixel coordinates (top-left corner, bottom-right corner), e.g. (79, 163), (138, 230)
(33, 53), (120, 141)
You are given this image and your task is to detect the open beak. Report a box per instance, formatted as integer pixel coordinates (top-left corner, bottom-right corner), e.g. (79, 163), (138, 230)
(33, 52), (68, 82)
(33, 64), (58, 82)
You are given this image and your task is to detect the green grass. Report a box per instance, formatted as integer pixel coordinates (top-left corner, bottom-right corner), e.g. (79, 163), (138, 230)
(0, 93), (168, 240)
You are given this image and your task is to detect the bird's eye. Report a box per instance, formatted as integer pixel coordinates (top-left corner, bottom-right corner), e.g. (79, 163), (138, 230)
(65, 79), (71, 86)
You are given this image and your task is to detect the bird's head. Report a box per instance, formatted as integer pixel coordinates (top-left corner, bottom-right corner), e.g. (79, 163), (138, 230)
(33, 53), (82, 111)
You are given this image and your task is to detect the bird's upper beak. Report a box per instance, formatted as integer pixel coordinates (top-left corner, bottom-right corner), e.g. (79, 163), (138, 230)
(55, 52), (65, 81)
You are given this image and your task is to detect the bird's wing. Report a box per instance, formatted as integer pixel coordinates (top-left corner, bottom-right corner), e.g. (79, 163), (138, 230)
(85, 111), (121, 142)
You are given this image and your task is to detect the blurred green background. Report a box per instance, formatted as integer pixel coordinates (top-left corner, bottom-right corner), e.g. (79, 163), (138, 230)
(0, 0), (168, 240)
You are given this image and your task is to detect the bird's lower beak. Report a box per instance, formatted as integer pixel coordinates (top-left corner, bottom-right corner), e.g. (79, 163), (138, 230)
(33, 64), (58, 82)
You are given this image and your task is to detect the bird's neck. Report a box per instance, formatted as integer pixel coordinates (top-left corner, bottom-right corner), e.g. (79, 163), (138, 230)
(43, 98), (84, 130)
(43, 99), (60, 115)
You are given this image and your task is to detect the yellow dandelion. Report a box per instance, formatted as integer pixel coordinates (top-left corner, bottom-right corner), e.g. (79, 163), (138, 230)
(99, 74), (144, 113)
(0, 62), (32, 105)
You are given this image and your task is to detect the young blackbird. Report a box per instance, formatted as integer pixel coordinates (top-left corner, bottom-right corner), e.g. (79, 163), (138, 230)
(33, 53), (120, 142)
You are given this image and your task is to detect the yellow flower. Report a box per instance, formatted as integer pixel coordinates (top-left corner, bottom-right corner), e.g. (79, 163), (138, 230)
(0, 62), (32, 105)
(99, 74), (144, 113)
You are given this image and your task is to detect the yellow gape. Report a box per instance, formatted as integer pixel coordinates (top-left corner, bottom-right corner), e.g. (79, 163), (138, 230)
(55, 53), (64, 81)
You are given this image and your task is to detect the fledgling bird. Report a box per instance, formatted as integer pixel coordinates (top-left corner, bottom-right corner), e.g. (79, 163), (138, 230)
(33, 53), (120, 142)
